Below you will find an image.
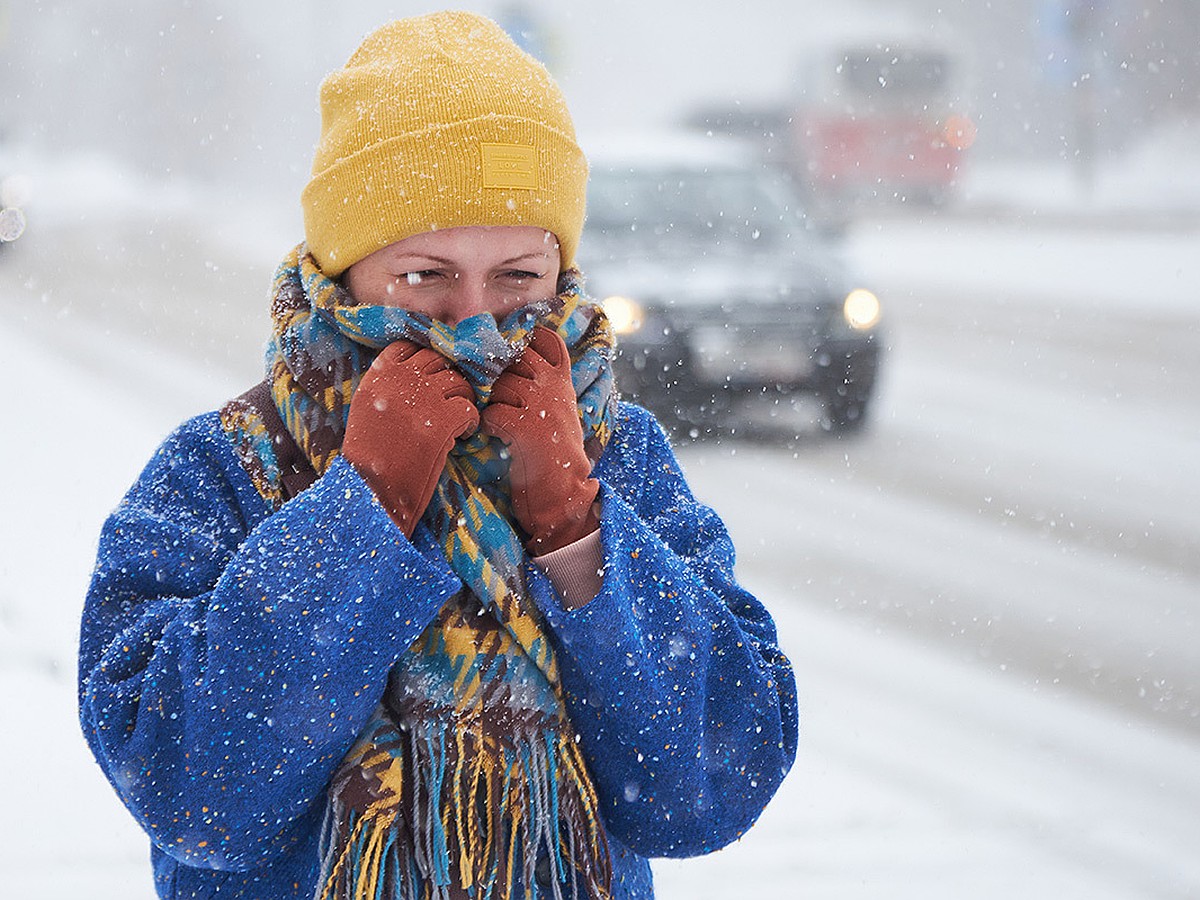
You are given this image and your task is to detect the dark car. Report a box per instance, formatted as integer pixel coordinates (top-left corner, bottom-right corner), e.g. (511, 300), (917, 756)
(578, 135), (882, 436)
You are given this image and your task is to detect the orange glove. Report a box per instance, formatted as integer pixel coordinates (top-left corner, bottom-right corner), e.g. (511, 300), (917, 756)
(342, 340), (479, 537)
(481, 326), (600, 555)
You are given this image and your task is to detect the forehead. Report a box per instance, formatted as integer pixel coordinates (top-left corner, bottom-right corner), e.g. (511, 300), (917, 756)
(382, 225), (558, 259)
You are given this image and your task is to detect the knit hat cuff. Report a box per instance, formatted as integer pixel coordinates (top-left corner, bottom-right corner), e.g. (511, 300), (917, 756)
(302, 114), (588, 278)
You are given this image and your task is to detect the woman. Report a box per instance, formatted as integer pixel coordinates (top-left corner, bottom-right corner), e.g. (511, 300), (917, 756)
(78, 12), (798, 900)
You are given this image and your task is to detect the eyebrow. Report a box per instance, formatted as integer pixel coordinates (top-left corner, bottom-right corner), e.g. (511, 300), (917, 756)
(499, 252), (554, 266)
(389, 253), (455, 267)
(389, 251), (553, 267)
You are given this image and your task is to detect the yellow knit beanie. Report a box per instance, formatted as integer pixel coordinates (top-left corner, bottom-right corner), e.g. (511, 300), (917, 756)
(302, 11), (588, 278)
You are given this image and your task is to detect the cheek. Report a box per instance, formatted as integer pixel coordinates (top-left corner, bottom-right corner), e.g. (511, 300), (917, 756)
(346, 273), (409, 308)
(343, 268), (371, 305)
(378, 282), (417, 308)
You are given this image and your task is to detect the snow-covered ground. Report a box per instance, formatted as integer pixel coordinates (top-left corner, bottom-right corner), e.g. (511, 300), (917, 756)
(1, 145), (1198, 897)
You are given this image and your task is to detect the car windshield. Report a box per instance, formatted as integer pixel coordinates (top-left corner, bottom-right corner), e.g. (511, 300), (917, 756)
(585, 166), (809, 254)
(835, 47), (951, 105)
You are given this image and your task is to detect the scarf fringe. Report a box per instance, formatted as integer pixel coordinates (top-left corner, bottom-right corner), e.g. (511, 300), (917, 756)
(317, 716), (610, 900)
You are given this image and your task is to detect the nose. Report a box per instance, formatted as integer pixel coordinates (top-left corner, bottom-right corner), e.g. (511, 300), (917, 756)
(436, 275), (490, 325)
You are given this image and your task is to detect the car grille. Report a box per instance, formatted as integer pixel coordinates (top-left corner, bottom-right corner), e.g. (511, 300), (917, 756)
(679, 303), (830, 384)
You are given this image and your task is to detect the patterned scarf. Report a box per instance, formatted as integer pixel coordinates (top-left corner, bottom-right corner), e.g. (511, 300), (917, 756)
(221, 245), (616, 900)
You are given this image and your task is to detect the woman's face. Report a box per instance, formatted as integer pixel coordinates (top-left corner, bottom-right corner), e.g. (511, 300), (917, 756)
(343, 225), (561, 323)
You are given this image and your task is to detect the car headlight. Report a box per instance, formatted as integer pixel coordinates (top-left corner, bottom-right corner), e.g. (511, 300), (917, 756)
(842, 288), (881, 330)
(602, 295), (645, 335)
(0, 207), (25, 243)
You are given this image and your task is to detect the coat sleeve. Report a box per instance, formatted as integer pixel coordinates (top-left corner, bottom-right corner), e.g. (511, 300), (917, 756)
(78, 414), (463, 872)
(526, 403), (799, 859)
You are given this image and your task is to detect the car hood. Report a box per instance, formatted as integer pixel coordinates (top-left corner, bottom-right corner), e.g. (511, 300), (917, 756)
(578, 242), (845, 310)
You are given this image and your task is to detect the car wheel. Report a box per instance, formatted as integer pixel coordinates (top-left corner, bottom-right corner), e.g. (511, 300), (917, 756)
(615, 353), (721, 440)
(821, 391), (871, 434)
(638, 391), (727, 441)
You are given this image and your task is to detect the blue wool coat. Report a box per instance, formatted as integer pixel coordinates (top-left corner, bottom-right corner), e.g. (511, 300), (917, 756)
(79, 400), (798, 899)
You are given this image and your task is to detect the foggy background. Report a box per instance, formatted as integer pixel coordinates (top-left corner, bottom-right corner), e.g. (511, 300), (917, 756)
(1, 1), (1198, 898)
(4, 0), (1198, 207)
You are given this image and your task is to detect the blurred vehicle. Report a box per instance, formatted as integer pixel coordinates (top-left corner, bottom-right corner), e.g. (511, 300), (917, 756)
(776, 13), (976, 227)
(578, 135), (883, 435)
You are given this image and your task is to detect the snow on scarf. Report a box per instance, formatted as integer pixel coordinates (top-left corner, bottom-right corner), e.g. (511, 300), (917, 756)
(220, 244), (615, 900)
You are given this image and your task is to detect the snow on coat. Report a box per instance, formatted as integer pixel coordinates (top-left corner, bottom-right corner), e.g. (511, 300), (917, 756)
(78, 400), (799, 899)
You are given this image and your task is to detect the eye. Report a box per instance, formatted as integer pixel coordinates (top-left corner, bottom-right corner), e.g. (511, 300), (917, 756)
(396, 270), (442, 286)
(504, 270), (544, 283)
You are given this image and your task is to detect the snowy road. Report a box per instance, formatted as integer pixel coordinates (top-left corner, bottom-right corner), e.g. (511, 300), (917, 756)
(1, 208), (1197, 897)
(693, 215), (1200, 733)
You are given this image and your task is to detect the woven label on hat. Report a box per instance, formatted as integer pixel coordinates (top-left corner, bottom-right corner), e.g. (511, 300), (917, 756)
(480, 143), (538, 190)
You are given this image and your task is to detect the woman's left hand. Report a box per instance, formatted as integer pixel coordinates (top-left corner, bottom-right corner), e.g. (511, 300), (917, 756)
(481, 326), (600, 554)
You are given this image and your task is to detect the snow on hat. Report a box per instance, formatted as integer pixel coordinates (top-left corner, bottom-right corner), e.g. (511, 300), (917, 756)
(301, 11), (588, 278)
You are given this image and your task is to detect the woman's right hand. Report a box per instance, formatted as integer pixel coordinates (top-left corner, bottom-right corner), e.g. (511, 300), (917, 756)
(342, 340), (479, 536)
